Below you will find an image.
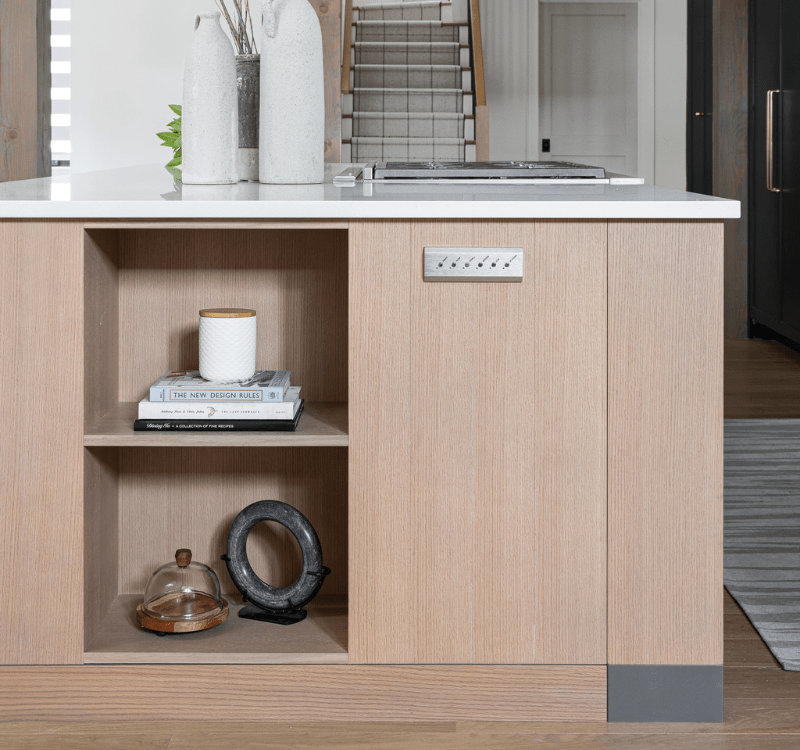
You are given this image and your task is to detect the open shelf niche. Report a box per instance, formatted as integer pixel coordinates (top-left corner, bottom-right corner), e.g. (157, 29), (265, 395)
(82, 226), (349, 664)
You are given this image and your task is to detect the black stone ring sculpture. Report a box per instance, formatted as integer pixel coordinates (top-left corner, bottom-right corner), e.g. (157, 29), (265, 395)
(223, 500), (330, 625)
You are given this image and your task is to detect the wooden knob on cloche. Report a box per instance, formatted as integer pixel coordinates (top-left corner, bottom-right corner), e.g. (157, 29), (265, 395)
(175, 549), (192, 568)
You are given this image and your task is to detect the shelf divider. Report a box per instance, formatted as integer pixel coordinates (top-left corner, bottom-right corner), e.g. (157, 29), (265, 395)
(84, 402), (348, 447)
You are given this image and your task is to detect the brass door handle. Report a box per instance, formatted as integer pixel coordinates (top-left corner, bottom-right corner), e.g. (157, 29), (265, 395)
(768, 89), (781, 193)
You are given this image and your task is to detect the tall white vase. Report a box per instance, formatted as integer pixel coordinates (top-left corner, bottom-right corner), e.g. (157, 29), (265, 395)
(260, 0), (325, 185)
(182, 12), (238, 185)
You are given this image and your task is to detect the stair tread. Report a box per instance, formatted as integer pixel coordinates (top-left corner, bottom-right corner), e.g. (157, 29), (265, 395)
(344, 112), (474, 119)
(353, 111), (465, 118)
(351, 136), (466, 142)
(354, 86), (468, 92)
(355, 0), (444, 7)
(354, 41), (460, 46)
(355, 63), (462, 69)
(356, 19), (445, 25)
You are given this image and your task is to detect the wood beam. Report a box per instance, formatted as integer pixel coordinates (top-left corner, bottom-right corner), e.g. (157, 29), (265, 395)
(0, 0), (51, 181)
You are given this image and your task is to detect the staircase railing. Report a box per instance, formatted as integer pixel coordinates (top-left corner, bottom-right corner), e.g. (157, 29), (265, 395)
(340, 0), (487, 162)
(341, 0), (353, 96)
(469, 0), (489, 160)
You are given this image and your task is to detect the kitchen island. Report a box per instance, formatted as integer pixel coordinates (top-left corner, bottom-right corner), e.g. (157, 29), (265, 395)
(0, 165), (738, 723)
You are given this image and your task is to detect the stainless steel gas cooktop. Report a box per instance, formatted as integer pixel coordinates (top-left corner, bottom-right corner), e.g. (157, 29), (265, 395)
(367, 161), (607, 180)
(333, 161), (622, 186)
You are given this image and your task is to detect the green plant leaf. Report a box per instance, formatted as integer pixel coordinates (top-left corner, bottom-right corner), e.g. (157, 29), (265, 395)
(166, 165), (182, 182)
(159, 106), (182, 153)
(160, 134), (179, 149)
(165, 155), (182, 168)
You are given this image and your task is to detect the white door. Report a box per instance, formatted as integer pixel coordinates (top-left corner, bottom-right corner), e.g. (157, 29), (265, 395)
(539, 2), (638, 176)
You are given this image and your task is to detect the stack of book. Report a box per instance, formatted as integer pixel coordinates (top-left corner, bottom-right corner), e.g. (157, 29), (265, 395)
(134, 370), (303, 431)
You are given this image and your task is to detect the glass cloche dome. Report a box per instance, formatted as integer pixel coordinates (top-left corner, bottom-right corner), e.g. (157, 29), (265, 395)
(137, 549), (228, 633)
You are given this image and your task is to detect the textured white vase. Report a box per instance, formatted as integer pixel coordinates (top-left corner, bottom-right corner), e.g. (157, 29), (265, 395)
(182, 12), (239, 185)
(260, 0), (325, 185)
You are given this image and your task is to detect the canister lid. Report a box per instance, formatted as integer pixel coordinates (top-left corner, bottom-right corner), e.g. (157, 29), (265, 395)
(199, 308), (256, 318)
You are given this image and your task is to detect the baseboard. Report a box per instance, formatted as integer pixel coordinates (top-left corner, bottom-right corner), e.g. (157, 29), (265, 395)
(0, 665), (607, 722)
(608, 665), (724, 722)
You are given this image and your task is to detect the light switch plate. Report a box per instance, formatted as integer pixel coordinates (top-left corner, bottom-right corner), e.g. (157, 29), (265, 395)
(423, 248), (523, 282)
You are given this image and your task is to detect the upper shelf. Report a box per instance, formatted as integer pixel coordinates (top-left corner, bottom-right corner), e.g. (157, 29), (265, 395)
(0, 164), (741, 220)
(85, 401), (348, 447)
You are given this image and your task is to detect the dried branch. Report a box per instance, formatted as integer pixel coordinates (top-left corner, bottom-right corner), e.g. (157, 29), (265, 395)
(214, 0), (258, 56)
(232, 0), (252, 55)
(246, 0), (258, 54)
(215, 0), (244, 54)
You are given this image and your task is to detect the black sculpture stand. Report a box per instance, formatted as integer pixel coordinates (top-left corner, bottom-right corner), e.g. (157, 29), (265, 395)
(224, 500), (330, 626)
(238, 604), (308, 626)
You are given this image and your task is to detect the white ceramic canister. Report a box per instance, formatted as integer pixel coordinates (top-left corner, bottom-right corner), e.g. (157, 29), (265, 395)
(182, 12), (239, 185)
(259, 0), (325, 184)
(199, 309), (257, 383)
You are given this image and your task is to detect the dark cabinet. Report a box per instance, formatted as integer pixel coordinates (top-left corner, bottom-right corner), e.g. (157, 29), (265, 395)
(750, 0), (800, 341)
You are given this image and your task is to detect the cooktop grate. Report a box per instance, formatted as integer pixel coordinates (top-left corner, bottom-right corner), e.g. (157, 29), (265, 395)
(369, 161), (607, 180)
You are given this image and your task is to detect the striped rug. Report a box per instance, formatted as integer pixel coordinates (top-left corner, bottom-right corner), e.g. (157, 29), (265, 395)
(725, 419), (800, 671)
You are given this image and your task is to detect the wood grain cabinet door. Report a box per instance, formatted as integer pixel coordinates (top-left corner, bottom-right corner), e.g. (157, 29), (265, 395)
(349, 220), (607, 665)
(608, 220), (724, 665)
(0, 221), (83, 664)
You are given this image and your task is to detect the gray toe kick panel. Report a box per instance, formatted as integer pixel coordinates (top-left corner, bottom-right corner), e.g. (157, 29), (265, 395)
(607, 665), (724, 723)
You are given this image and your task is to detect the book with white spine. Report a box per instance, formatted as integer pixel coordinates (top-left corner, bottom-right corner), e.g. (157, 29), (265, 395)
(149, 370), (291, 402)
(138, 386), (302, 420)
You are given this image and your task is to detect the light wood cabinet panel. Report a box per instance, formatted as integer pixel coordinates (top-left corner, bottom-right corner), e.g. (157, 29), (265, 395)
(349, 220), (414, 664)
(0, 223), (22, 663)
(608, 220), (724, 665)
(0, 665), (607, 722)
(533, 221), (607, 664)
(349, 220), (607, 665)
(410, 222), (477, 663)
(473, 229), (536, 665)
(0, 221), (83, 664)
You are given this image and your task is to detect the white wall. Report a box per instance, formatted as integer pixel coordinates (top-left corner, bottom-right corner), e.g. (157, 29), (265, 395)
(653, 0), (687, 190)
(482, 0), (532, 163)
(71, 0), (226, 174)
(482, 0), (687, 189)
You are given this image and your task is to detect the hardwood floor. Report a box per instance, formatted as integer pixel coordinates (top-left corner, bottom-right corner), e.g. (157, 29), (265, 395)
(2, 338), (799, 748)
(725, 338), (800, 418)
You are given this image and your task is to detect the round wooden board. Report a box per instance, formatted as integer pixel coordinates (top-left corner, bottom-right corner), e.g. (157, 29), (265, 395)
(136, 597), (229, 634)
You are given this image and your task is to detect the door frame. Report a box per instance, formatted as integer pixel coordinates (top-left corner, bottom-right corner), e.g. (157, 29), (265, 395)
(539, 1), (640, 176)
(686, 0), (713, 195)
(532, 0), (654, 183)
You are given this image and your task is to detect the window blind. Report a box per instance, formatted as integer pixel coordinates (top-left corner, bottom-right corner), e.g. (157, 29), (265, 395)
(51, 0), (71, 169)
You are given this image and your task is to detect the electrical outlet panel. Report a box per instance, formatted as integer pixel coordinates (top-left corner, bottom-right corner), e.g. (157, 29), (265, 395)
(423, 248), (523, 282)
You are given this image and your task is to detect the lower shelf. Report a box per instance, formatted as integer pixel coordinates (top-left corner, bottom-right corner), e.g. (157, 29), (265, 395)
(84, 401), (349, 447)
(84, 594), (348, 664)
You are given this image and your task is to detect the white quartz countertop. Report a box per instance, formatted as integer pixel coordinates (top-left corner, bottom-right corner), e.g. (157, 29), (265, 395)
(0, 164), (741, 220)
